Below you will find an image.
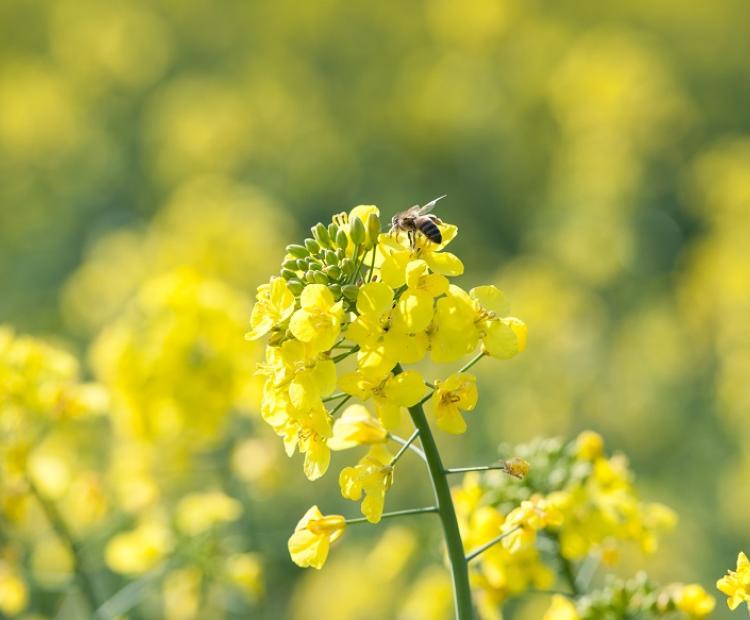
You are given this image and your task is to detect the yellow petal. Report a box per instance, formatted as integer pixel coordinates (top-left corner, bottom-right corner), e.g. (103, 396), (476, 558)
(375, 399), (402, 431)
(384, 370), (425, 406)
(483, 320), (520, 359)
(470, 285), (510, 316)
(339, 467), (363, 500)
(393, 290), (434, 333)
(425, 251), (463, 276)
(303, 439), (330, 481)
(357, 282), (394, 318)
(300, 283), (334, 310)
(288, 530), (328, 569)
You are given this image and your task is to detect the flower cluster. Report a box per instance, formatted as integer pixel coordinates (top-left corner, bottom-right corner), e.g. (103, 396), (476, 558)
(452, 432), (714, 618)
(245, 203), (527, 566)
(717, 552), (750, 612)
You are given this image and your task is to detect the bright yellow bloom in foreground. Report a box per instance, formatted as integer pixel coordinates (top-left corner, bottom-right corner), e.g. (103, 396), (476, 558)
(393, 259), (449, 332)
(329, 404), (387, 450)
(289, 284), (344, 353)
(175, 490), (243, 535)
(429, 372), (478, 434)
(288, 505), (346, 569)
(246, 277), (296, 341)
(717, 551), (750, 611)
(543, 595), (579, 620)
(339, 367), (425, 430)
(673, 583), (716, 617)
(339, 444), (394, 523)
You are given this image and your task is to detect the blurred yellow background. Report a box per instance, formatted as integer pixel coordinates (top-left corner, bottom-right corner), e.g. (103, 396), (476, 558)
(1, 0), (749, 618)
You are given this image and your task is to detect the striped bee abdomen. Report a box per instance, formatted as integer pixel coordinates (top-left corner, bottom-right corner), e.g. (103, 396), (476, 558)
(417, 217), (442, 244)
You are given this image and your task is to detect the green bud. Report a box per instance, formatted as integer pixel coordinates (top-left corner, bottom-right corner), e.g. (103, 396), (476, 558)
(335, 228), (349, 250)
(296, 258), (308, 271)
(342, 284), (359, 301)
(328, 283), (342, 298)
(328, 222), (339, 241)
(305, 270), (317, 283)
(287, 279), (304, 296)
(304, 238), (320, 254)
(349, 216), (366, 245)
(336, 248), (346, 260)
(286, 244), (308, 258)
(307, 258), (324, 271)
(282, 259), (299, 271)
(281, 268), (297, 280)
(341, 258), (355, 276)
(324, 265), (341, 279)
(324, 250), (338, 266)
(312, 270), (328, 285)
(366, 212), (381, 247)
(312, 223), (331, 247)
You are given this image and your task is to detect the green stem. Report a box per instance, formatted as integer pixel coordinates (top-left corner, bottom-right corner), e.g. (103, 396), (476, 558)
(388, 429), (419, 466)
(322, 392), (348, 403)
(444, 465), (509, 474)
(388, 433), (427, 463)
(458, 351), (486, 374)
(331, 346), (360, 363)
(465, 526), (520, 562)
(559, 553), (579, 596)
(27, 477), (102, 616)
(345, 505), (437, 525)
(366, 245), (378, 283)
(329, 394), (352, 416)
(397, 365), (474, 619)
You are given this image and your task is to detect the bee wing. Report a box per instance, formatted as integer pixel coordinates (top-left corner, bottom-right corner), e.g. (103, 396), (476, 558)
(417, 194), (447, 215)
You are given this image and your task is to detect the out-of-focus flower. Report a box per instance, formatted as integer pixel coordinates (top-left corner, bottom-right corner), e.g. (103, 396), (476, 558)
(717, 552), (750, 611)
(288, 506), (346, 569)
(175, 491), (242, 536)
(543, 595), (579, 620)
(339, 445), (394, 523)
(105, 521), (173, 575)
(0, 559), (28, 616)
(225, 553), (264, 600)
(575, 430), (604, 461)
(672, 583), (716, 617)
(163, 567), (201, 620)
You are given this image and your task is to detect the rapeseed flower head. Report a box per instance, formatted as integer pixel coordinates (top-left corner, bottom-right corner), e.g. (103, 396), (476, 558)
(288, 506), (346, 569)
(672, 583), (716, 617)
(246, 277), (296, 341)
(717, 552), (750, 611)
(429, 372), (478, 434)
(339, 445), (395, 523)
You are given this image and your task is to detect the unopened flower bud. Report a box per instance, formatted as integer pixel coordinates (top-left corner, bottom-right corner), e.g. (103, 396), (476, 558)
(286, 244), (308, 258)
(335, 228), (349, 250)
(312, 271), (328, 285)
(366, 212), (381, 247)
(296, 259), (308, 271)
(328, 223), (339, 241)
(324, 250), (338, 266)
(287, 279), (304, 296)
(342, 284), (359, 301)
(324, 265), (341, 279)
(282, 259), (299, 271)
(304, 238), (320, 254)
(349, 217), (366, 246)
(503, 457), (530, 479)
(281, 268), (297, 280)
(328, 283), (342, 298)
(305, 270), (317, 283)
(312, 223), (331, 247)
(335, 248), (346, 260)
(340, 258), (355, 276)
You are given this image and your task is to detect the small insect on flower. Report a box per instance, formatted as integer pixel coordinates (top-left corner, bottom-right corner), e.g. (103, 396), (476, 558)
(390, 195), (446, 247)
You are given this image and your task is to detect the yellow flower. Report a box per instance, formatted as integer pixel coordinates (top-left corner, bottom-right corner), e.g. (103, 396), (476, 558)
(105, 521), (173, 575)
(470, 286), (527, 359)
(339, 445), (394, 523)
(575, 430), (604, 461)
(429, 372), (478, 434)
(717, 551), (750, 611)
(543, 595), (579, 620)
(339, 367), (425, 430)
(0, 561), (28, 616)
(501, 495), (563, 553)
(175, 491), (242, 535)
(329, 404), (387, 450)
(392, 259), (449, 332)
(245, 277), (296, 340)
(288, 505), (346, 569)
(225, 553), (264, 600)
(289, 284), (344, 353)
(673, 583), (715, 617)
(429, 285), (479, 362)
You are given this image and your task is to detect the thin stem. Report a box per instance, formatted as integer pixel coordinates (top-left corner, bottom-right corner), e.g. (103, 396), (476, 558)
(345, 505), (437, 525)
(322, 392), (348, 403)
(329, 395), (352, 416)
(398, 364), (474, 619)
(465, 526), (520, 562)
(366, 244), (378, 283)
(332, 346), (360, 364)
(445, 465), (509, 475)
(27, 477), (102, 616)
(458, 351), (487, 374)
(388, 433), (427, 463)
(559, 553), (579, 596)
(388, 429), (419, 467)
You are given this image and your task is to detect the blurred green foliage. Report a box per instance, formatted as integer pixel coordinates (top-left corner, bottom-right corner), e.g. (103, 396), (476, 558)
(1, 0), (749, 618)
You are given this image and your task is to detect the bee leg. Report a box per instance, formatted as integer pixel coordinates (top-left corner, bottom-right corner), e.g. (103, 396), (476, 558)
(408, 230), (415, 248)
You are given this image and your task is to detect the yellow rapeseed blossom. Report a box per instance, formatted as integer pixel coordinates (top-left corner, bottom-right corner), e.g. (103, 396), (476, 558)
(672, 583), (716, 617)
(717, 552), (750, 611)
(289, 284), (345, 353)
(429, 372), (478, 434)
(245, 277), (296, 341)
(288, 506), (346, 569)
(575, 430), (605, 461)
(501, 495), (563, 553)
(225, 552), (264, 600)
(175, 491), (243, 535)
(329, 404), (387, 450)
(339, 445), (395, 523)
(105, 521), (173, 575)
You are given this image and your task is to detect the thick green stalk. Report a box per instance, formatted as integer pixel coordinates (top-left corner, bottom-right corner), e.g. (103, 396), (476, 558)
(398, 367), (474, 619)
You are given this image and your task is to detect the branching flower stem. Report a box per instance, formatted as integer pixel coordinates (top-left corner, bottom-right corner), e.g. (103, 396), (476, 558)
(444, 465), (510, 475)
(459, 351), (487, 374)
(388, 433), (427, 463)
(395, 364), (474, 619)
(465, 526), (521, 563)
(328, 395), (352, 416)
(345, 505), (437, 525)
(388, 429), (419, 467)
(27, 476), (102, 617)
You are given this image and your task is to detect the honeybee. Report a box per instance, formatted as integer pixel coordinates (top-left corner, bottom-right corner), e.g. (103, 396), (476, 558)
(390, 195), (446, 247)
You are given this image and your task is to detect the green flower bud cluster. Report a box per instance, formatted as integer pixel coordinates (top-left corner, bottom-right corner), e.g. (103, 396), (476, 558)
(278, 211), (382, 304)
(576, 573), (661, 617)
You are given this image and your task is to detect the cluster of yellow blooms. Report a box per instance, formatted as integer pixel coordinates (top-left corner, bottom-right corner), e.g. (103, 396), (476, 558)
(446, 431), (717, 619)
(246, 204), (527, 569)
